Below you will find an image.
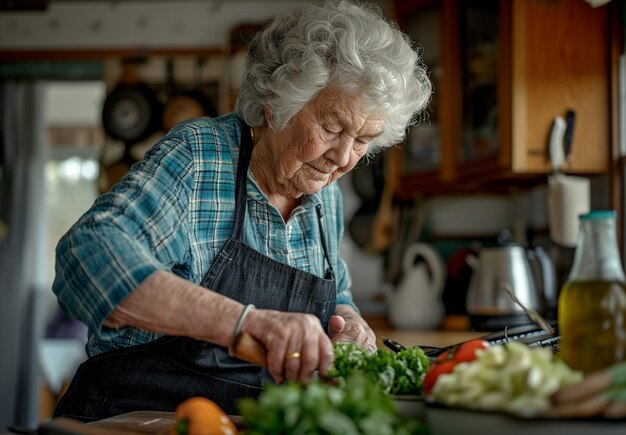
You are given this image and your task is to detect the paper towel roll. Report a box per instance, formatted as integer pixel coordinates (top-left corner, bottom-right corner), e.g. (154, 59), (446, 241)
(547, 174), (590, 247)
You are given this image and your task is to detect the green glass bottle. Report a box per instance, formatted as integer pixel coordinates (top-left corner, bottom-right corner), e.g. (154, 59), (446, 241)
(558, 210), (626, 374)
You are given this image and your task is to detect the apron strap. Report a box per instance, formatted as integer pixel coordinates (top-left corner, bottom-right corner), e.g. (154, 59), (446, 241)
(315, 203), (335, 280)
(232, 121), (254, 240)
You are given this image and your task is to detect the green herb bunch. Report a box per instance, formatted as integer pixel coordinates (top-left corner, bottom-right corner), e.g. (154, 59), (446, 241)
(238, 373), (427, 435)
(327, 343), (431, 395)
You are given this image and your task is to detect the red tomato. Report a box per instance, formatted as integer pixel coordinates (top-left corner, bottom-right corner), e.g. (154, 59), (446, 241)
(453, 339), (490, 364)
(435, 339), (489, 365)
(435, 346), (458, 363)
(423, 360), (455, 396)
(426, 340), (490, 397)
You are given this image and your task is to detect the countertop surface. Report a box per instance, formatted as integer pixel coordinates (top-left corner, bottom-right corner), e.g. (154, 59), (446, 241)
(38, 317), (626, 435)
(374, 328), (484, 351)
(365, 314), (485, 351)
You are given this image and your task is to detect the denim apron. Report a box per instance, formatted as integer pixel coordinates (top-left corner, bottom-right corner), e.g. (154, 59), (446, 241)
(54, 123), (337, 421)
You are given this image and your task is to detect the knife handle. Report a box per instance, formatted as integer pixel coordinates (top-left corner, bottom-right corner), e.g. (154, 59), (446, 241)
(382, 337), (406, 353)
(564, 109), (576, 161)
(229, 331), (267, 368)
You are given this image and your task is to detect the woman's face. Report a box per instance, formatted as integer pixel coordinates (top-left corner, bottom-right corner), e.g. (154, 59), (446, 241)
(260, 88), (384, 198)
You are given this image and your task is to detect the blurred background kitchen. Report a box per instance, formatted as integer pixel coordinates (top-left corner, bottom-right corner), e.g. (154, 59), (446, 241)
(0, 0), (623, 430)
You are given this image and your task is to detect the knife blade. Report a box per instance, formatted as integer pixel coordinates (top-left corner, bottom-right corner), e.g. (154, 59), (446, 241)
(549, 115), (566, 172)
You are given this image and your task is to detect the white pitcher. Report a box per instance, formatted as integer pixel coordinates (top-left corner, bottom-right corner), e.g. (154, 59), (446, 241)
(386, 243), (446, 330)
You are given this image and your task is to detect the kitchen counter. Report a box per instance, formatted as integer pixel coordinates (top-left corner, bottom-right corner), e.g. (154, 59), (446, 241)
(40, 399), (626, 435)
(37, 318), (626, 435)
(374, 328), (484, 351)
(365, 314), (484, 351)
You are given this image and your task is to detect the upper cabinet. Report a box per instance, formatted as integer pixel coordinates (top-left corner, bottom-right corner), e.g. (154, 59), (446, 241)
(394, 0), (614, 196)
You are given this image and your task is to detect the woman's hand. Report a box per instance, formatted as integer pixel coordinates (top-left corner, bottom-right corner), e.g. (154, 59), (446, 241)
(328, 304), (376, 354)
(240, 308), (334, 385)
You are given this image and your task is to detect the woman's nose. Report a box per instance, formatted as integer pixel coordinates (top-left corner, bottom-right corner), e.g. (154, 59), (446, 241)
(327, 137), (352, 167)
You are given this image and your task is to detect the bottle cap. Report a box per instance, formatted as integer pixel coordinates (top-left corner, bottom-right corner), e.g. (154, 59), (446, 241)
(580, 210), (616, 220)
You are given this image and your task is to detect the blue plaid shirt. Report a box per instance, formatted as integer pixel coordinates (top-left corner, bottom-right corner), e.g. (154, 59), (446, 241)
(53, 113), (355, 357)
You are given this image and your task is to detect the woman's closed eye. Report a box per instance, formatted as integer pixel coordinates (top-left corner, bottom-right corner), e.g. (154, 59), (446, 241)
(322, 125), (341, 136)
(353, 137), (371, 150)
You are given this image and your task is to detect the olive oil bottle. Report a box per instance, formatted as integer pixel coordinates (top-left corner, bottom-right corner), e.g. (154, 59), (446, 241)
(559, 210), (626, 373)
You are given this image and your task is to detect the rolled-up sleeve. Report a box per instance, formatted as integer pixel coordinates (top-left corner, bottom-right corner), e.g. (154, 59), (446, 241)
(53, 134), (195, 337)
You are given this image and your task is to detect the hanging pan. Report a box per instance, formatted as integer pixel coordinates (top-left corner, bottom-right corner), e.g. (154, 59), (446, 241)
(102, 82), (163, 144)
(162, 57), (217, 131)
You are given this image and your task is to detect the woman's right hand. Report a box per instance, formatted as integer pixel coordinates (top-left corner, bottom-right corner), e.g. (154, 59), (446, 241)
(240, 308), (334, 385)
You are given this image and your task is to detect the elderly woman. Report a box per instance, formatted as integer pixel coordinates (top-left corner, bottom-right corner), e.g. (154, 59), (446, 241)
(53, 0), (431, 420)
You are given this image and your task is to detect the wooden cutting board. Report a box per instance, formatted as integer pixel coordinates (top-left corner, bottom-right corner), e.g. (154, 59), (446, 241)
(39, 411), (176, 434)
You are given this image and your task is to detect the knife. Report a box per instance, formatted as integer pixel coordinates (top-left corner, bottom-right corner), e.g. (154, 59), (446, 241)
(563, 109), (576, 162)
(229, 331), (268, 367)
(382, 337), (407, 353)
(228, 332), (338, 384)
(549, 115), (566, 172)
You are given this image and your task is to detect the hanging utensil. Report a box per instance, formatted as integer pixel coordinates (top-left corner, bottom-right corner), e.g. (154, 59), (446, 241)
(162, 57), (217, 131)
(102, 59), (161, 144)
(102, 82), (162, 144)
(347, 154), (385, 250)
(369, 148), (401, 253)
(100, 59), (163, 193)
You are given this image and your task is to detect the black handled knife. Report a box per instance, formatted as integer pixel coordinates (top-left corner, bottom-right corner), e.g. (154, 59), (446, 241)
(563, 109), (576, 161)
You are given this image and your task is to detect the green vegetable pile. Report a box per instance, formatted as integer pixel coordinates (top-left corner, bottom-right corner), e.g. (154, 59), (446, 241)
(327, 343), (431, 395)
(238, 373), (427, 435)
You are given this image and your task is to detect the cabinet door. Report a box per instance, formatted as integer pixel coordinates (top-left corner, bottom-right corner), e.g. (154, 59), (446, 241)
(397, 0), (612, 198)
(458, 0), (501, 165)
(395, 0), (461, 196)
(399, 1), (444, 176)
(511, 0), (610, 175)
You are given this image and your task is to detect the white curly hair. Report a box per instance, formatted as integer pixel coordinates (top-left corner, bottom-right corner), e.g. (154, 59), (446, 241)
(235, 0), (432, 157)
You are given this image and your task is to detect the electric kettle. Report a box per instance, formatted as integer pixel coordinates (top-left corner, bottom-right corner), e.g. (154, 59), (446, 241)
(465, 244), (556, 331)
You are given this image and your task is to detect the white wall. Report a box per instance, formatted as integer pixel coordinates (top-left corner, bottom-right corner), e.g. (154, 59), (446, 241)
(0, 0), (392, 49)
(0, 1), (305, 49)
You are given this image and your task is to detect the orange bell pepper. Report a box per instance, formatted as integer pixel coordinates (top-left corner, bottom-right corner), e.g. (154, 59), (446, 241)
(171, 396), (237, 435)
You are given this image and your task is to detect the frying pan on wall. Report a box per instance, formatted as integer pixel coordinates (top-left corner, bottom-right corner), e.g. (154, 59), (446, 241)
(162, 57), (217, 131)
(347, 155), (385, 250)
(162, 88), (216, 131)
(101, 82), (163, 144)
(100, 82), (162, 193)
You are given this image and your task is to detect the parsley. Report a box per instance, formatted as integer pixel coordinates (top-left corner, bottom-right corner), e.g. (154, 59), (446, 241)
(327, 343), (431, 395)
(238, 373), (427, 435)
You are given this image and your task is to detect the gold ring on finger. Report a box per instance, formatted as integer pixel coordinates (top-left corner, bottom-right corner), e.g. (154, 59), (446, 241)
(285, 351), (301, 360)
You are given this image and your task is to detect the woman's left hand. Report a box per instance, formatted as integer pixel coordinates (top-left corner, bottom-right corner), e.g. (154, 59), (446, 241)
(328, 305), (376, 353)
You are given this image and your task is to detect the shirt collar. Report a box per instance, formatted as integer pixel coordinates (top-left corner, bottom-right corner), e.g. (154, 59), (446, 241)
(246, 169), (323, 214)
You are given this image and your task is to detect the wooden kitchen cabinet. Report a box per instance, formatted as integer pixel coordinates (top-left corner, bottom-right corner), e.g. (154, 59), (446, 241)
(395, 0), (614, 197)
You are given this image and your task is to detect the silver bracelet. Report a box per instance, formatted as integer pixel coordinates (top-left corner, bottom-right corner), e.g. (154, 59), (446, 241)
(230, 304), (255, 348)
